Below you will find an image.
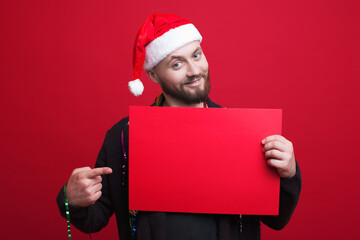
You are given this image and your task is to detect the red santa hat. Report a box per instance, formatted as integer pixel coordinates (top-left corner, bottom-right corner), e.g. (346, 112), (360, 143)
(128, 14), (203, 96)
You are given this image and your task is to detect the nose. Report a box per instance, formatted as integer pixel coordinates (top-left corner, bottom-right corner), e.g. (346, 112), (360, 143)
(186, 60), (201, 77)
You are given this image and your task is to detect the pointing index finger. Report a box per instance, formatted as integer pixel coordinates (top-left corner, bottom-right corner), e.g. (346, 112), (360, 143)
(86, 167), (113, 178)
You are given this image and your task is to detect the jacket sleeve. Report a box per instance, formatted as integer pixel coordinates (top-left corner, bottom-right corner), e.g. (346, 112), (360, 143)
(260, 160), (302, 230)
(56, 132), (114, 233)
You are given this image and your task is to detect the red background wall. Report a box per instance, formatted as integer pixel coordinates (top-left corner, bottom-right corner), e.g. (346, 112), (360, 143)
(1, 0), (359, 239)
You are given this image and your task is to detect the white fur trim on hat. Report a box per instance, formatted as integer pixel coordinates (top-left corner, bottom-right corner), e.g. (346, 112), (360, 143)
(144, 24), (202, 70)
(128, 79), (144, 96)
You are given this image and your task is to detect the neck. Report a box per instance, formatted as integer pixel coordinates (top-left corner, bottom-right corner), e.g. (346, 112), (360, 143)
(162, 93), (205, 108)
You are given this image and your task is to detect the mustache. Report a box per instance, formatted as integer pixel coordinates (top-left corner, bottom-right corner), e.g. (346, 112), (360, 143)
(182, 73), (207, 85)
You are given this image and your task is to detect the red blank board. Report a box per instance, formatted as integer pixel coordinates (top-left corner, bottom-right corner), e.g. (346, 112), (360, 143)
(129, 106), (282, 215)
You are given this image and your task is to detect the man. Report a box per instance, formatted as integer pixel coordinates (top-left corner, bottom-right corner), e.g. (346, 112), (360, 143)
(57, 14), (301, 240)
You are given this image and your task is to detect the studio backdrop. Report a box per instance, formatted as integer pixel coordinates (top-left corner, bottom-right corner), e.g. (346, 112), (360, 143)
(0, 0), (359, 239)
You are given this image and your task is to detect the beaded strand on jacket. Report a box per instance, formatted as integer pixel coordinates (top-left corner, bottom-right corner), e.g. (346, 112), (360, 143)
(120, 122), (137, 239)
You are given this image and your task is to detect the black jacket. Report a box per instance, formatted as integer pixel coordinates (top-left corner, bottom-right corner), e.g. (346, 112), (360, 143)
(57, 97), (301, 240)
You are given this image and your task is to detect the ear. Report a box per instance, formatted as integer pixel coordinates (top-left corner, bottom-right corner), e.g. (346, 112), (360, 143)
(146, 69), (160, 84)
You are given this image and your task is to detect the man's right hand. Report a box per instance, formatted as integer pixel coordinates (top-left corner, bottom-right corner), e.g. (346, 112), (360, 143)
(66, 167), (113, 207)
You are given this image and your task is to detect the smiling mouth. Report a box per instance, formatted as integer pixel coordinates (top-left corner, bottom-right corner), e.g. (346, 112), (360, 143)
(184, 77), (202, 86)
(186, 79), (199, 84)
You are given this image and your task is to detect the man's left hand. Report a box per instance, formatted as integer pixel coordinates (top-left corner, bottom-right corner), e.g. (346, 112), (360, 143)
(262, 135), (296, 178)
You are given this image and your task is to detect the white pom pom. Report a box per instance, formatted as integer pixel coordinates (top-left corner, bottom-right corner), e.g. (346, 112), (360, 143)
(128, 79), (144, 96)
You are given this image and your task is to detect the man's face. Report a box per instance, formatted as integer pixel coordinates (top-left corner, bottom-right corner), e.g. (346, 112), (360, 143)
(149, 41), (210, 105)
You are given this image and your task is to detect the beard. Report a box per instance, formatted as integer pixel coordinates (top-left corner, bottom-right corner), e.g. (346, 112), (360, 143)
(159, 71), (211, 105)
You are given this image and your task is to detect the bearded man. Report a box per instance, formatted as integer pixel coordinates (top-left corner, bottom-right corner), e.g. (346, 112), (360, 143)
(57, 14), (301, 240)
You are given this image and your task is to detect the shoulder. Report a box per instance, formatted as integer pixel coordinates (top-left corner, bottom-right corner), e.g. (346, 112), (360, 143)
(109, 116), (129, 132)
(103, 116), (129, 145)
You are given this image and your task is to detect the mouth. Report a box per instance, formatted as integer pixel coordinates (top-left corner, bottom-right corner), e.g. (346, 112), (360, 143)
(184, 77), (202, 87)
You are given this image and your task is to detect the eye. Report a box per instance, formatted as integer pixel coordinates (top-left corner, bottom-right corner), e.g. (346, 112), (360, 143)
(193, 52), (201, 59)
(172, 62), (181, 68)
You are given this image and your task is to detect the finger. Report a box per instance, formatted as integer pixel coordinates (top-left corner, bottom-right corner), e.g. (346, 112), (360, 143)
(262, 135), (293, 151)
(92, 183), (103, 193)
(91, 191), (103, 204)
(72, 166), (91, 175)
(264, 149), (286, 160)
(263, 141), (287, 153)
(262, 135), (287, 145)
(91, 175), (102, 185)
(86, 167), (113, 179)
(267, 159), (285, 169)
